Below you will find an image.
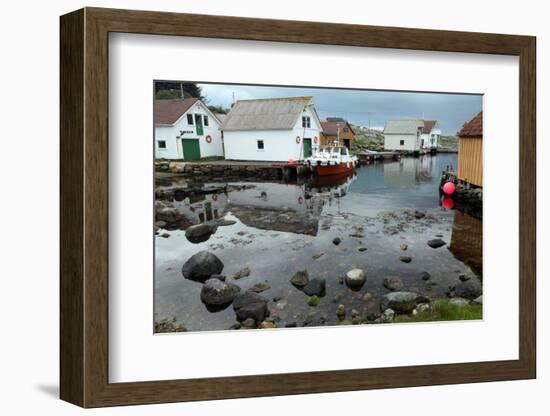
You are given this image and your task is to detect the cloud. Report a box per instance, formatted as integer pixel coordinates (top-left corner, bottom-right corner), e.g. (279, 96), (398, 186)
(199, 82), (482, 135)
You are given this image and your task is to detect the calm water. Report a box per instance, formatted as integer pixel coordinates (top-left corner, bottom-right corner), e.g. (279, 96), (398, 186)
(154, 154), (481, 332)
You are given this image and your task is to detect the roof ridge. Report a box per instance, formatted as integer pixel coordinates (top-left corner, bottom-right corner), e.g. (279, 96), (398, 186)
(234, 96), (312, 103)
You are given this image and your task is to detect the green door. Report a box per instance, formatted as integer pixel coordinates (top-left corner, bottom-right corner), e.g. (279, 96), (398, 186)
(195, 114), (204, 136)
(303, 138), (312, 158)
(182, 139), (201, 161)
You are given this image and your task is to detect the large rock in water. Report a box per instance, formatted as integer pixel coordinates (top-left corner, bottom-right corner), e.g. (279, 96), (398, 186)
(182, 251), (224, 282)
(345, 268), (366, 291)
(427, 238), (446, 249)
(453, 278), (482, 300)
(200, 278), (240, 308)
(290, 270), (309, 288)
(302, 278), (326, 297)
(233, 291), (269, 324)
(185, 223), (217, 243)
(380, 292), (422, 313)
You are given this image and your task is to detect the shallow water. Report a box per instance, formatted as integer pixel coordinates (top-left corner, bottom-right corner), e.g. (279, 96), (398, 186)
(154, 154), (482, 332)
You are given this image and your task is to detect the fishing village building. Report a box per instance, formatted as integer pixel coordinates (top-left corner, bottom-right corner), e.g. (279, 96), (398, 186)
(320, 118), (355, 149)
(221, 96), (323, 162)
(383, 119), (424, 153)
(457, 111), (483, 187)
(420, 120), (441, 151)
(154, 98), (224, 160)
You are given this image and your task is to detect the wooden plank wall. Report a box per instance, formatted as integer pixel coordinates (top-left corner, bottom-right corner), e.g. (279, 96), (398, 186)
(458, 137), (483, 186)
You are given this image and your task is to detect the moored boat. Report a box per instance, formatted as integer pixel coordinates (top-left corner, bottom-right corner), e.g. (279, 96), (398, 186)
(305, 144), (358, 176)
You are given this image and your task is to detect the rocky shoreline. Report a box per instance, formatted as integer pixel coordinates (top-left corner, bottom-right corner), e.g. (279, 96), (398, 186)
(155, 211), (483, 331)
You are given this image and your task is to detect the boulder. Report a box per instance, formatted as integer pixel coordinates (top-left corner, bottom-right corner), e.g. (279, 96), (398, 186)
(290, 270), (309, 288)
(381, 308), (395, 322)
(233, 291), (269, 324)
(449, 297), (470, 307)
(156, 207), (179, 223)
(427, 238), (446, 249)
(414, 210), (426, 219)
(399, 256), (412, 263)
(185, 223), (217, 243)
(400, 244), (408, 251)
(200, 278), (240, 307)
(416, 303), (432, 313)
(216, 218), (237, 226)
(332, 237), (342, 245)
(419, 271), (431, 281)
(233, 267), (251, 280)
(182, 251), (224, 282)
(380, 291), (421, 314)
(452, 278), (482, 300)
(302, 278), (326, 297)
(336, 304), (346, 319)
(235, 302), (268, 324)
(472, 295), (483, 305)
(259, 320), (276, 329)
(241, 318), (257, 329)
(249, 282), (271, 293)
(345, 268), (366, 291)
(383, 276), (404, 291)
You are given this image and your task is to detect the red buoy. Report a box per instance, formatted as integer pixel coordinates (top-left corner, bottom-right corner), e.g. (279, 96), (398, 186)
(442, 181), (456, 195)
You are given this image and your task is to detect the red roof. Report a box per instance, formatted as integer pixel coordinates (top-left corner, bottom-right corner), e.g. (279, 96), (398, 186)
(321, 119), (354, 136)
(154, 98), (199, 125)
(422, 120), (437, 134)
(458, 111), (483, 137)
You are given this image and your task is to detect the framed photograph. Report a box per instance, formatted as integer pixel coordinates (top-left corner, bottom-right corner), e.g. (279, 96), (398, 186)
(60, 7), (536, 408)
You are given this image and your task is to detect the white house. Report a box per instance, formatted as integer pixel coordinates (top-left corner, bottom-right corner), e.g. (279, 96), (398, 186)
(221, 96), (323, 161)
(383, 119), (424, 152)
(420, 120), (441, 150)
(154, 98), (224, 160)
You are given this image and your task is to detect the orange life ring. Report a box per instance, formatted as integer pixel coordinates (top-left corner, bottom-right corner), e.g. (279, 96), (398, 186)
(313, 136), (318, 144)
(205, 135), (212, 143)
(296, 136), (301, 144)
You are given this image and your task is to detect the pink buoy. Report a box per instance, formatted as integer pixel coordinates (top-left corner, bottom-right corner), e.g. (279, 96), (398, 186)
(442, 196), (455, 210)
(442, 181), (456, 195)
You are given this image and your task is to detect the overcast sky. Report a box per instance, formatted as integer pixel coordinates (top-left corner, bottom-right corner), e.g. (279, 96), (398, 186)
(198, 83), (482, 135)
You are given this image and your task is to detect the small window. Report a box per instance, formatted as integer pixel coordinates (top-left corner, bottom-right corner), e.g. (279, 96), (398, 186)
(257, 140), (264, 150)
(157, 140), (167, 149)
(187, 114), (194, 125)
(400, 140), (405, 146)
(204, 115), (209, 126)
(343, 127), (349, 132)
(302, 116), (311, 128)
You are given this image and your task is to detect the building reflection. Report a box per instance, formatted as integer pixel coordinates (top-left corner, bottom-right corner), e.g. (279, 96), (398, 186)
(448, 210), (483, 277)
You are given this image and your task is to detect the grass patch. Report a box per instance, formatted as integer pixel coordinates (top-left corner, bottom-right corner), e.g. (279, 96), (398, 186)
(393, 300), (482, 323)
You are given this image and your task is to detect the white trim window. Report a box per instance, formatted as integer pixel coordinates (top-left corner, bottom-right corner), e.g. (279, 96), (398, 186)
(204, 115), (209, 127)
(157, 140), (167, 149)
(302, 116), (311, 128)
(187, 114), (194, 125)
(257, 139), (265, 150)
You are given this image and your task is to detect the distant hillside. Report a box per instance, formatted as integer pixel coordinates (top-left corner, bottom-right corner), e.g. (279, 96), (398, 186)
(352, 125), (385, 151)
(439, 135), (458, 151)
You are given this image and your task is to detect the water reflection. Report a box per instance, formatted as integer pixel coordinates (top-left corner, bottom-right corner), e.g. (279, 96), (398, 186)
(449, 210), (483, 276)
(155, 154), (483, 331)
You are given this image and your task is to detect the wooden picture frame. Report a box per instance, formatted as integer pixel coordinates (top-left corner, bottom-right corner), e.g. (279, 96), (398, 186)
(60, 7), (536, 408)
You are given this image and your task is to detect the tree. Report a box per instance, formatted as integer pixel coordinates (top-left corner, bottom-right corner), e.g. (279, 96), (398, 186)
(208, 105), (229, 114)
(154, 82), (205, 100)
